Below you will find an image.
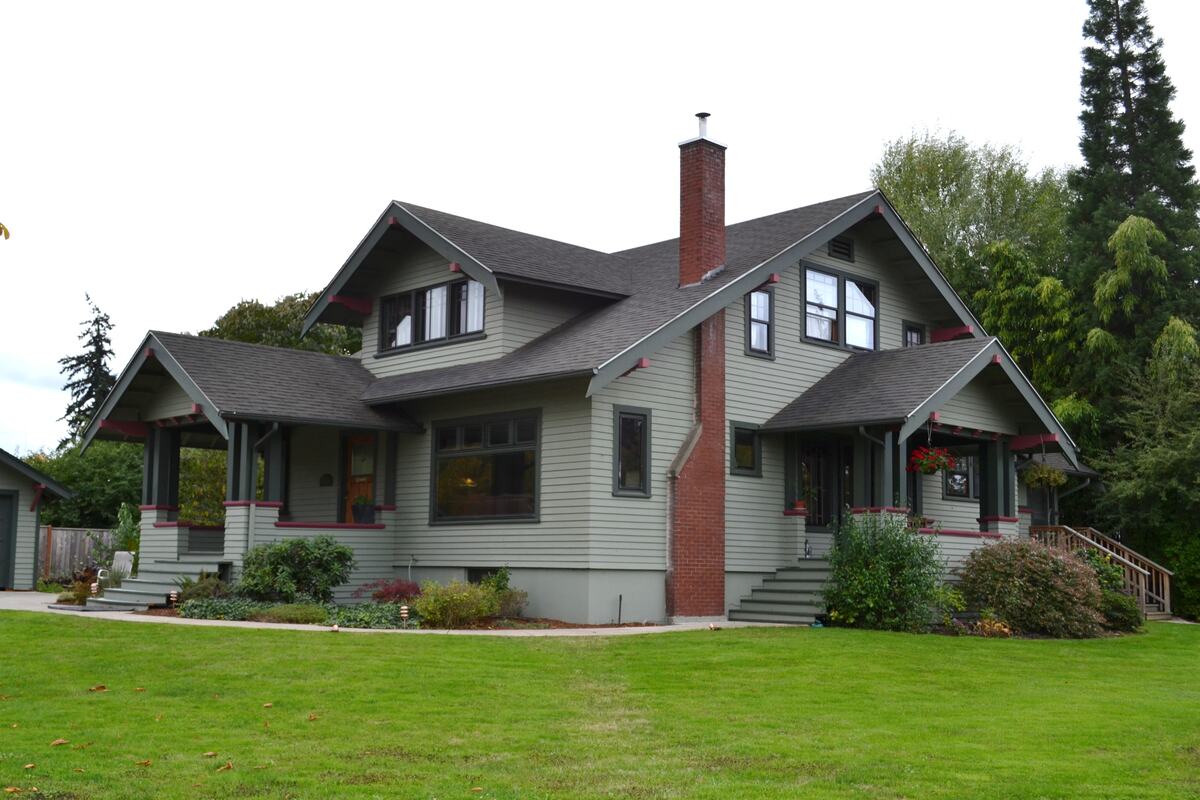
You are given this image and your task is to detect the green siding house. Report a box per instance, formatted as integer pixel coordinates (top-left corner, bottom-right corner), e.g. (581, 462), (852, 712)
(0, 448), (73, 590)
(80, 117), (1090, 623)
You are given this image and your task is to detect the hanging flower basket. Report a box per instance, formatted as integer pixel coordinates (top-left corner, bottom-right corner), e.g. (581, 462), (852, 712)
(907, 446), (956, 475)
(1023, 462), (1068, 489)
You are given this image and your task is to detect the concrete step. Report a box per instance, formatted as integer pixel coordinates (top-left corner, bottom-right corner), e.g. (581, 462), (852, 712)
(118, 577), (181, 593)
(143, 559), (225, 573)
(85, 596), (148, 612)
(728, 609), (817, 625)
(100, 587), (170, 605)
(736, 598), (825, 615)
(775, 564), (832, 577)
(757, 578), (827, 592)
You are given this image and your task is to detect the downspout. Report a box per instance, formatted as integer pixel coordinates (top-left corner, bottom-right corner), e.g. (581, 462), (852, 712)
(857, 426), (884, 447)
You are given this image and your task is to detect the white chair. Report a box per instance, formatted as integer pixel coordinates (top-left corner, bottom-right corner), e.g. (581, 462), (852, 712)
(98, 551), (134, 585)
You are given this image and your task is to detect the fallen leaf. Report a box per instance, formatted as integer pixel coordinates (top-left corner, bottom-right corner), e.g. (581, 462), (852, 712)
(21, 765), (33, 770)
(3, 788), (18, 794)
(262, 702), (273, 708)
(135, 759), (152, 767)
(50, 739), (69, 747)
(88, 685), (107, 693)
(202, 751), (217, 758)
(72, 769), (85, 774)
(154, 715), (162, 722)
(0, 695), (10, 701)
(9, 724), (16, 728)
(306, 713), (318, 722)
(216, 761), (233, 772)
(472, 788), (484, 793)
(135, 687), (145, 693)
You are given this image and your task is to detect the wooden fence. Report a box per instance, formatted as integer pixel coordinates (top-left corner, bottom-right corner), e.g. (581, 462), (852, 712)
(37, 527), (114, 579)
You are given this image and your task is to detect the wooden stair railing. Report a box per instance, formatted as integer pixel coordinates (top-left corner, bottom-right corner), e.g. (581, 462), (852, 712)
(1030, 525), (1172, 616)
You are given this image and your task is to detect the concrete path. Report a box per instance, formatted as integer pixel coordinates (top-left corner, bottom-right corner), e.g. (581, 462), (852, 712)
(0, 591), (784, 637)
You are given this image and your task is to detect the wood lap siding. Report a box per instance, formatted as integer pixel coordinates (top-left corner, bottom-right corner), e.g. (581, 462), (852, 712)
(935, 374), (1029, 435)
(0, 467), (35, 589)
(500, 284), (603, 354)
(139, 380), (196, 421)
(286, 426), (339, 521)
(263, 523), (394, 603)
(590, 333), (695, 570)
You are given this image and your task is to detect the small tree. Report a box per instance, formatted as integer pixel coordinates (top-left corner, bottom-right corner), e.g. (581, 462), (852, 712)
(202, 292), (362, 355)
(58, 295), (116, 444)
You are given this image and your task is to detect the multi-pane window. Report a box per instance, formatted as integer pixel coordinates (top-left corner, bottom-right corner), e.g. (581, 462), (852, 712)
(730, 423), (761, 476)
(805, 269), (839, 342)
(747, 289), (773, 356)
(943, 454), (980, 500)
(904, 323), (925, 348)
(613, 407), (651, 496)
(845, 279), (877, 349)
(379, 278), (484, 352)
(433, 413), (538, 521)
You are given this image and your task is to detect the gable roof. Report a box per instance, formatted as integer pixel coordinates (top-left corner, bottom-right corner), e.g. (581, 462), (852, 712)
(81, 332), (419, 449)
(0, 448), (74, 499)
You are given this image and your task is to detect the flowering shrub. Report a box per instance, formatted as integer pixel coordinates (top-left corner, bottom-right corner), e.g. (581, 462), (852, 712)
(960, 540), (1104, 638)
(352, 578), (422, 604)
(412, 580), (499, 628)
(907, 446), (956, 475)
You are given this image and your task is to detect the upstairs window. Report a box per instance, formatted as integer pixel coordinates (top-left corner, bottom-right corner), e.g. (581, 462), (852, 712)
(613, 406), (651, 497)
(379, 278), (484, 352)
(845, 279), (877, 349)
(904, 323), (925, 348)
(746, 289), (773, 357)
(805, 269), (839, 342)
(803, 266), (879, 351)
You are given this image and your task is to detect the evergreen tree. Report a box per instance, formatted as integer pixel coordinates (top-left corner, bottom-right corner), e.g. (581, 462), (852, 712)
(1068, 0), (1200, 353)
(58, 295), (116, 443)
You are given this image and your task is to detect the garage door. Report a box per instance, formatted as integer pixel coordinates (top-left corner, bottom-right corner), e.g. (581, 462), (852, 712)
(0, 493), (14, 589)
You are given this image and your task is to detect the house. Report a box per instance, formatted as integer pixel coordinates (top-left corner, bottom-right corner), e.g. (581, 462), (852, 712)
(0, 448), (74, 590)
(81, 115), (1089, 623)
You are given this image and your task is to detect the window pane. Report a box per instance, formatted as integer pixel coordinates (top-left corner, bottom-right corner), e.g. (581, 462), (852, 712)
(806, 270), (837, 306)
(806, 304), (838, 341)
(749, 291), (770, 323)
(462, 423), (483, 449)
(846, 280), (876, 318)
(466, 280), (484, 332)
(733, 427), (756, 471)
(905, 326), (924, 347)
(750, 321), (769, 352)
(436, 450), (536, 518)
(436, 427), (459, 451)
(617, 413), (647, 492)
(515, 417), (537, 444)
(846, 313), (875, 349)
(424, 285), (447, 340)
(383, 295), (413, 349)
(350, 440), (375, 476)
(487, 420), (511, 446)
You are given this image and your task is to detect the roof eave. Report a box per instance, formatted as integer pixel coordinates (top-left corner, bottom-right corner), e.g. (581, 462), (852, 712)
(0, 450), (74, 500)
(362, 368), (595, 406)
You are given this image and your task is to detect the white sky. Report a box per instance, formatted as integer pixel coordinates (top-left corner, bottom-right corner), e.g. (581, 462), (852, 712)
(2, 0), (1198, 454)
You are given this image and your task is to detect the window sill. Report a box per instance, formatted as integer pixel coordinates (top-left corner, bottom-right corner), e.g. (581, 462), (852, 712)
(801, 336), (878, 354)
(743, 348), (775, 361)
(730, 469), (762, 478)
(940, 495), (981, 504)
(612, 490), (652, 499)
(374, 331), (486, 358)
(429, 515), (540, 526)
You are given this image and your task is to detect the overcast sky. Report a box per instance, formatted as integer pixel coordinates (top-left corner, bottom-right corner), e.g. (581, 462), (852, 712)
(2, 0), (1198, 455)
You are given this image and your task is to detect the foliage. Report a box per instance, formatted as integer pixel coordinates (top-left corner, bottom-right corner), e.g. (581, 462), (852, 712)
(1093, 216), (1169, 326)
(871, 130), (1071, 300)
(100, 563), (128, 591)
(1099, 590), (1143, 633)
(87, 501), (141, 571)
(57, 294), (116, 444)
(959, 540), (1104, 638)
(1022, 462), (1068, 489)
(974, 614), (1014, 639)
(823, 513), (944, 633)
(932, 585), (966, 628)
(328, 603), (418, 629)
(178, 597), (272, 620)
(412, 580), (500, 628)
(36, 579), (65, 594)
(24, 441), (142, 528)
(249, 603), (330, 625)
(0, 221), (8, 239)
(179, 448), (228, 526)
(496, 588), (529, 618)
(1077, 549), (1124, 593)
(972, 242), (1076, 397)
(236, 536), (356, 604)
(1051, 394), (1103, 454)
(351, 578), (422, 604)
(175, 571), (231, 603)
(201, 291), (362, 356)
(906, 446), (955, 475)
(57, 580), (92, 606)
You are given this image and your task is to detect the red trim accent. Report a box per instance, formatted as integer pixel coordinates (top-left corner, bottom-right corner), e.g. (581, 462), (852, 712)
(918, 527), (1003, 540)
(930, 325), (974, 343)
(929, 411), (939, 422)
(1010, 433), (1058, 451)
(138, 504), (178, 512)
(221, 500), (283, 508)
(874, 204), (884, 215)
(388, 215), (399, 226)
(100, 419), (149, 437)
(783, 509), (808, 517)
(767, 272), (781, 284)
(449, 261), (463, 273)
(373, 504), (397, 511)
(636, 357), (650, 369)
(143, 347), (156, 360)
(978, 515), (1020, 523)
(29, 484), (45, 512)
(274, 521), (386, 530)
(190, 403), (203, 415)
(329, 295), (372, 315)
(990, 354), (1002, 364)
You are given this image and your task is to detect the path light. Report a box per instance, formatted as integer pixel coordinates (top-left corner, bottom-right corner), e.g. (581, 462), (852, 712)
(400, 605), (409, 623)
(168, 590), (179, 606)
(90, 582), (99, 596)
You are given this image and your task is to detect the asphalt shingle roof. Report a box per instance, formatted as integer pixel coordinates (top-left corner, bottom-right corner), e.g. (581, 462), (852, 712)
(151, 332), (417, 431)
(760, 338), (995, 432)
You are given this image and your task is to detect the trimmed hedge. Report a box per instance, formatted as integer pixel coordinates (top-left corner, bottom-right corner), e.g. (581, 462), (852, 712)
(237, 536), (355, 603)
(178, 597), (271, 621)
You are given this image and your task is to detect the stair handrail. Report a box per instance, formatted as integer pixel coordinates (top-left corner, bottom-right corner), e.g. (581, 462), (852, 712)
(1031, 524), (1170, 615)
(1073, 526), (1173, 576)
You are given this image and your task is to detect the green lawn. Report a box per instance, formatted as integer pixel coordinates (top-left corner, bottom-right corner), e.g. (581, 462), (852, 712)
(0, 614), (1197, 799)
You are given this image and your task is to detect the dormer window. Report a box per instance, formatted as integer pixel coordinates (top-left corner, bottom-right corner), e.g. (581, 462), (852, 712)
(379, 278), (484, 353)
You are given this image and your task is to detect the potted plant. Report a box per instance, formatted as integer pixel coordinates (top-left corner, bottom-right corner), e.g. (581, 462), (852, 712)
(1023, 462), (1067, 489)
(351, 495), (375, 524)
(907, 446), (956, 475)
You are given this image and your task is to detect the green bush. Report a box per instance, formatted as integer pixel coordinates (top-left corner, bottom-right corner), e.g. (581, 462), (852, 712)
(413, 580), (499, 628)
(175, 571), (230, 603)
(480, 567), (527, 617)
(1099, 589), (1143, 632)
(823, 513), (944, 632)
(250, 603), (330, 625)
(1078, 549), (1125, 593)
(178, 597), (271, 621)
(37, 580), (65, 594)
(57, 580), (92, 606)
(960, 540), (1104, 638)
(237, 536), (355, 603)
(330, 603), (416, 629)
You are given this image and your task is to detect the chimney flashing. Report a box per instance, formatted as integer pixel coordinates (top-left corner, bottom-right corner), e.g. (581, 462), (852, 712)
(677, 135), (727, 149)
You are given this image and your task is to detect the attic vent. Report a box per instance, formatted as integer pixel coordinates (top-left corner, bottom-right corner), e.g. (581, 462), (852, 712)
(828, 236), (855, 262)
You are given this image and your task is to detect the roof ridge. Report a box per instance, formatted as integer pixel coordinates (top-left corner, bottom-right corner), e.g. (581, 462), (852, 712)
(150, 330), (363, 363)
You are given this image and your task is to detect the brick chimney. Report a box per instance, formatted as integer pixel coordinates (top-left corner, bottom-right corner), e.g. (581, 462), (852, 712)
(668, 113), (727, 621)
(678, 112), (726, 286)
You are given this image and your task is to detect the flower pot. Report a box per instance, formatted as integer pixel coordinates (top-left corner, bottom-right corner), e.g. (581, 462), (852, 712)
(351, 504), (376, 524)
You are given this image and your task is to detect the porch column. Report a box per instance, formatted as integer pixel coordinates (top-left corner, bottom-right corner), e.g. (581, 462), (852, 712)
(144, 427), (180, 508)
(978, 439), (1018, 537)
(895, 434), (908, 510)
(882, 430), (894, 509)
(226, 422), (258, 502)
(261, 425), (285, 504)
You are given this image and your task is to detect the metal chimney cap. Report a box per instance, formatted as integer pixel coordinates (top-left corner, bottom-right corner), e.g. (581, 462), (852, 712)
(679, 112), (726, 148)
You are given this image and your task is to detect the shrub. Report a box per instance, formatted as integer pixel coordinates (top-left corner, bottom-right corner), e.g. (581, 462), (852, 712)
(37, 579), (65, 594)
(823, 513), (944, 632)
(237, 536), (355, 603)
(175, 571), (231, 603)
(960, 540), (1104, 638)
(352, 578), (422, 604)
(932, 585), (966, 627)
(496, 588), (528, 618)
(250, 603), (330, 625)
(57, 580), (92, 606)
(1100, 589), (1143, 632)
(330, 603), (416, 629)
(1078, 549), (1125, 593)
(413, 580), (499, 628)
(179, 597), (271, 621)
(975, 614), (1014, 638)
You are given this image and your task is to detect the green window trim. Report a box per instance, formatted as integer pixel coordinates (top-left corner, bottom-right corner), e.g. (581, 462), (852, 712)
(801, 262), (880, 352)
(612, 405), (652, 498)
(744, 287), (775, 359)
(378, 277), (485, 355)
(729, 422), (762, 477)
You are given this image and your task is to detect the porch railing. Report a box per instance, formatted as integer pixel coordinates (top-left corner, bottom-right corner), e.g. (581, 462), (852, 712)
(1030, 525), (1172, 616)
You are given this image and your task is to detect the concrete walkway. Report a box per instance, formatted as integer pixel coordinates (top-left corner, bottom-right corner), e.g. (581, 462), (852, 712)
(0, 591), (783, 637)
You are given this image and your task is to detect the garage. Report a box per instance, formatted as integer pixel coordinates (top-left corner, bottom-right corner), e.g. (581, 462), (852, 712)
(0, 448), (73, 590)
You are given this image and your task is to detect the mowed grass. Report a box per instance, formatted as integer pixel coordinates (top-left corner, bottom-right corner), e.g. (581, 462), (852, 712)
(0, 614), (1198, 799)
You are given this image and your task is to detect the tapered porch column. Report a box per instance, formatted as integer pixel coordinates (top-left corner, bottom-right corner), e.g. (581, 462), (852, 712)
(978, 439), (1018, 537)
(138, 427), (182, 564)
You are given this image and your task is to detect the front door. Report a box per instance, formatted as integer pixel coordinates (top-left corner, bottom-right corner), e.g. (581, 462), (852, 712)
(343, 435), (376, 523)
(0, 493), (15, 589)
(795, 440), (854, 530)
